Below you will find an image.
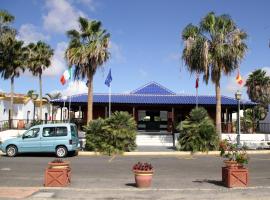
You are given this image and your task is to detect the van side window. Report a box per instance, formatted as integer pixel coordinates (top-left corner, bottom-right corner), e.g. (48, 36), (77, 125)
(71, 126), (78, 137)
(55, 127), (68, 136)
(43, 127), (68, 137)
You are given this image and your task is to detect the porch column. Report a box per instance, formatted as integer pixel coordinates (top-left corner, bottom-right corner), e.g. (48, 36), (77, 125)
(225, 108), (229, 123)
(105, 106), (108, 118)
(60, 107), (63, 121)
(132, 107), (135, 118)
(171, 107), (175, 132)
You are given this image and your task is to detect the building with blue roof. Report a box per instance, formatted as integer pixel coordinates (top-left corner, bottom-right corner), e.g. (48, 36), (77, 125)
(51, 82), (255, 132)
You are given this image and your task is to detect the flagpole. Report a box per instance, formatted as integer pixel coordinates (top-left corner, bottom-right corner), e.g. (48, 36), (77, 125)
(196, 87), (198, 108)
(109, 85), (111, 117)
(68, 95), (71, 122)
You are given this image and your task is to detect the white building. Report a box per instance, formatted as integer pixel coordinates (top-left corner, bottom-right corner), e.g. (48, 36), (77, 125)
(0, 93), (51, 129)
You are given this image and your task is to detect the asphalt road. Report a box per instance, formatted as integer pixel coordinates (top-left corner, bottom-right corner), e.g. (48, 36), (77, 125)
(1, 154), (270, 199)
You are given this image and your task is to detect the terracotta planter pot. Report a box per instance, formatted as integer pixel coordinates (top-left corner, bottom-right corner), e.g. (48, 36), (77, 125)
(222, 166), (248, 188)
(133, 170), (154, 188)
(48, 161), (70, 169)
(44, 168), (71, 187)
(223, 160), (242, 169)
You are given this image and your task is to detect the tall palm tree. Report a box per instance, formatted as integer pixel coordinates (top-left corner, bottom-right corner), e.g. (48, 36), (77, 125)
(0, 37), (27, 126)
(0, 10), (15, 37)
(26, 41), (54, 120)
(44, 92), (62, 120)
(182, 12), (248, 136)
(65, 17), (110, 123)
(0, 10), (15, 73)
(245, 69), (270, 105)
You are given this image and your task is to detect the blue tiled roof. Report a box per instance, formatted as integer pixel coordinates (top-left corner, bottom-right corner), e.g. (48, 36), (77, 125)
(131, 82), (175, 95)
(52, 82), (255, 106)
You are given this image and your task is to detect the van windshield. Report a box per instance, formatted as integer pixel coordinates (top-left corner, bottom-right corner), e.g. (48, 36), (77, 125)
(71, 125), (78, 137)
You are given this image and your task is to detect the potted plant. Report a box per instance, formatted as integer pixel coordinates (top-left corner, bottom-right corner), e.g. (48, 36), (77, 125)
(44, 159), (71, 187)
(219, 140), (249, 188)
(132, 162), (154, 188)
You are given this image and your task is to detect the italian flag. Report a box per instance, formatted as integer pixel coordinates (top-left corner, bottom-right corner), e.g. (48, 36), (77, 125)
(60, 68), (72, 85)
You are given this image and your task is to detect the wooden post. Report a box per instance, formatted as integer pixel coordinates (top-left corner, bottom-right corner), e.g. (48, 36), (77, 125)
(133, 107), (135, 118)
(171, 107), (175, 133)
(105, 106), (108, 118)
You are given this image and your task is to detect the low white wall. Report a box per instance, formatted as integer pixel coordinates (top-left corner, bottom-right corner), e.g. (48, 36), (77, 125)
(0, 129), (26, 142)
(221, 133), (270, 142)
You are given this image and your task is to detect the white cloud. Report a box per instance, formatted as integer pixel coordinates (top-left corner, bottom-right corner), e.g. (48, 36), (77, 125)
(225, 76), (245, 94)
(61, 80), (88, 96)
(43, 0), (87, 33)
(109, 41), (126, 63)
(43, 42), (68, 76)
(17, 24), (50, 44)
(262, 67), (270, 76)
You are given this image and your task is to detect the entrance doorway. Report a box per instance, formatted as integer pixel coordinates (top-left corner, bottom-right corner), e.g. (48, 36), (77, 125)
(138, 110), (168, 132)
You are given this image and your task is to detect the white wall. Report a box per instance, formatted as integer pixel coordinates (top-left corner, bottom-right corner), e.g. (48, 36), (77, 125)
(0, 99), (51, 121)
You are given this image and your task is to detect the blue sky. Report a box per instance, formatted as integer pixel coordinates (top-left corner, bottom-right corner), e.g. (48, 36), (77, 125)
(1, 0), (270, 100)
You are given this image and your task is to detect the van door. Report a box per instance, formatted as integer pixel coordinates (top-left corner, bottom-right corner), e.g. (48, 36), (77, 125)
(40, 126), (68, 152)
(70, 125), (79, 148)
(20, 128), (41, 152)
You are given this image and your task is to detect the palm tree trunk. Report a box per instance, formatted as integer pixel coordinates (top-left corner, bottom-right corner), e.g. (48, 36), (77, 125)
(39, 73), (42, 120)
(87, 74), (93, 124)
(215, 82), (222, 138)
(10, 76), (14, 128)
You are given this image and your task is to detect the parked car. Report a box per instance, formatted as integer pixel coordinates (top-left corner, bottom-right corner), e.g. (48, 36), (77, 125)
(0, 123), (79, 157)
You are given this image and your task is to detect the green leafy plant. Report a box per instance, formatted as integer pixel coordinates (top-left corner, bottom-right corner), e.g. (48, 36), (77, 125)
(30, 120), (42, 127)
(176, 107), (218, 152)
(133, 162), (153, 172)
(85, 111), (137, 155)
(219, 139), (249, 165)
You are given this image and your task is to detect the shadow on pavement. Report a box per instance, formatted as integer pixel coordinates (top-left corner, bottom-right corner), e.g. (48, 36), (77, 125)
(2, 152), (76, 158)
(125, 183), (137, 188)
(193, 179), (226, 187)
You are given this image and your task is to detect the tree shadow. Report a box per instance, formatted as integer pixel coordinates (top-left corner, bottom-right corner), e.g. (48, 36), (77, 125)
(193, 179), (226, 187)
(125, 183), (137, 188)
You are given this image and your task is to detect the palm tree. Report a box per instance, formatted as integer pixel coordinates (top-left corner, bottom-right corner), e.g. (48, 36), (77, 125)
(0, 10), (15, 73)
(44, 92), (62, 120)
(0, 37), (27, 126)
(0, 10), (15, 36)
(181, 12), (248, 136)
(65, 17), (110, 123)
(245, 69), (270, 105)
(26, 41), (54, 120)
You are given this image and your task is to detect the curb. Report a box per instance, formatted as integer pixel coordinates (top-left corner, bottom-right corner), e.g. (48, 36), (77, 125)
(78, 150), (270, 156)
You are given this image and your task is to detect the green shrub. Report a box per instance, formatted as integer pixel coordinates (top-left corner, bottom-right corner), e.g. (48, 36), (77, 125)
(176, 107), (218, 152)
(85, 111), (137, 155)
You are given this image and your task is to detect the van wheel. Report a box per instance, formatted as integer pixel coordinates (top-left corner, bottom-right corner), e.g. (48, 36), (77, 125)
(56, 146), (67, 158)
(6, 145), (17, 157)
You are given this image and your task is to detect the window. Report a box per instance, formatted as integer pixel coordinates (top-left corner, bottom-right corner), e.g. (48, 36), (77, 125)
(70, 125), (78, 137)
(23, 128), (40, 138)
(42, 127), (68, 137)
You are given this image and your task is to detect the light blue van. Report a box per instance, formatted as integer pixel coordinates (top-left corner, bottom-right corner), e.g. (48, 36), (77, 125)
(0, 123), (79, 157)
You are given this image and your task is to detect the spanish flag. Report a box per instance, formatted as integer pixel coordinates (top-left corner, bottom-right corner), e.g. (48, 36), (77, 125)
(236, 71), (243, 85)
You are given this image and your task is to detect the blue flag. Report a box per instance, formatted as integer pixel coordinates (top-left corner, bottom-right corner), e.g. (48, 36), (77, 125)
(105, 69), (112, 87)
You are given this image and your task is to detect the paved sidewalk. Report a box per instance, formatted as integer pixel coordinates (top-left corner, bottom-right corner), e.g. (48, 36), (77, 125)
(0, 187), (38, 199)
(1, 186), (270, 199)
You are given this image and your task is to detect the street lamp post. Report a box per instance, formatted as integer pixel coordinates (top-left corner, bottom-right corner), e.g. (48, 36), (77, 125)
(31, 93), (38, 122)
(235, 90), (242, 147)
